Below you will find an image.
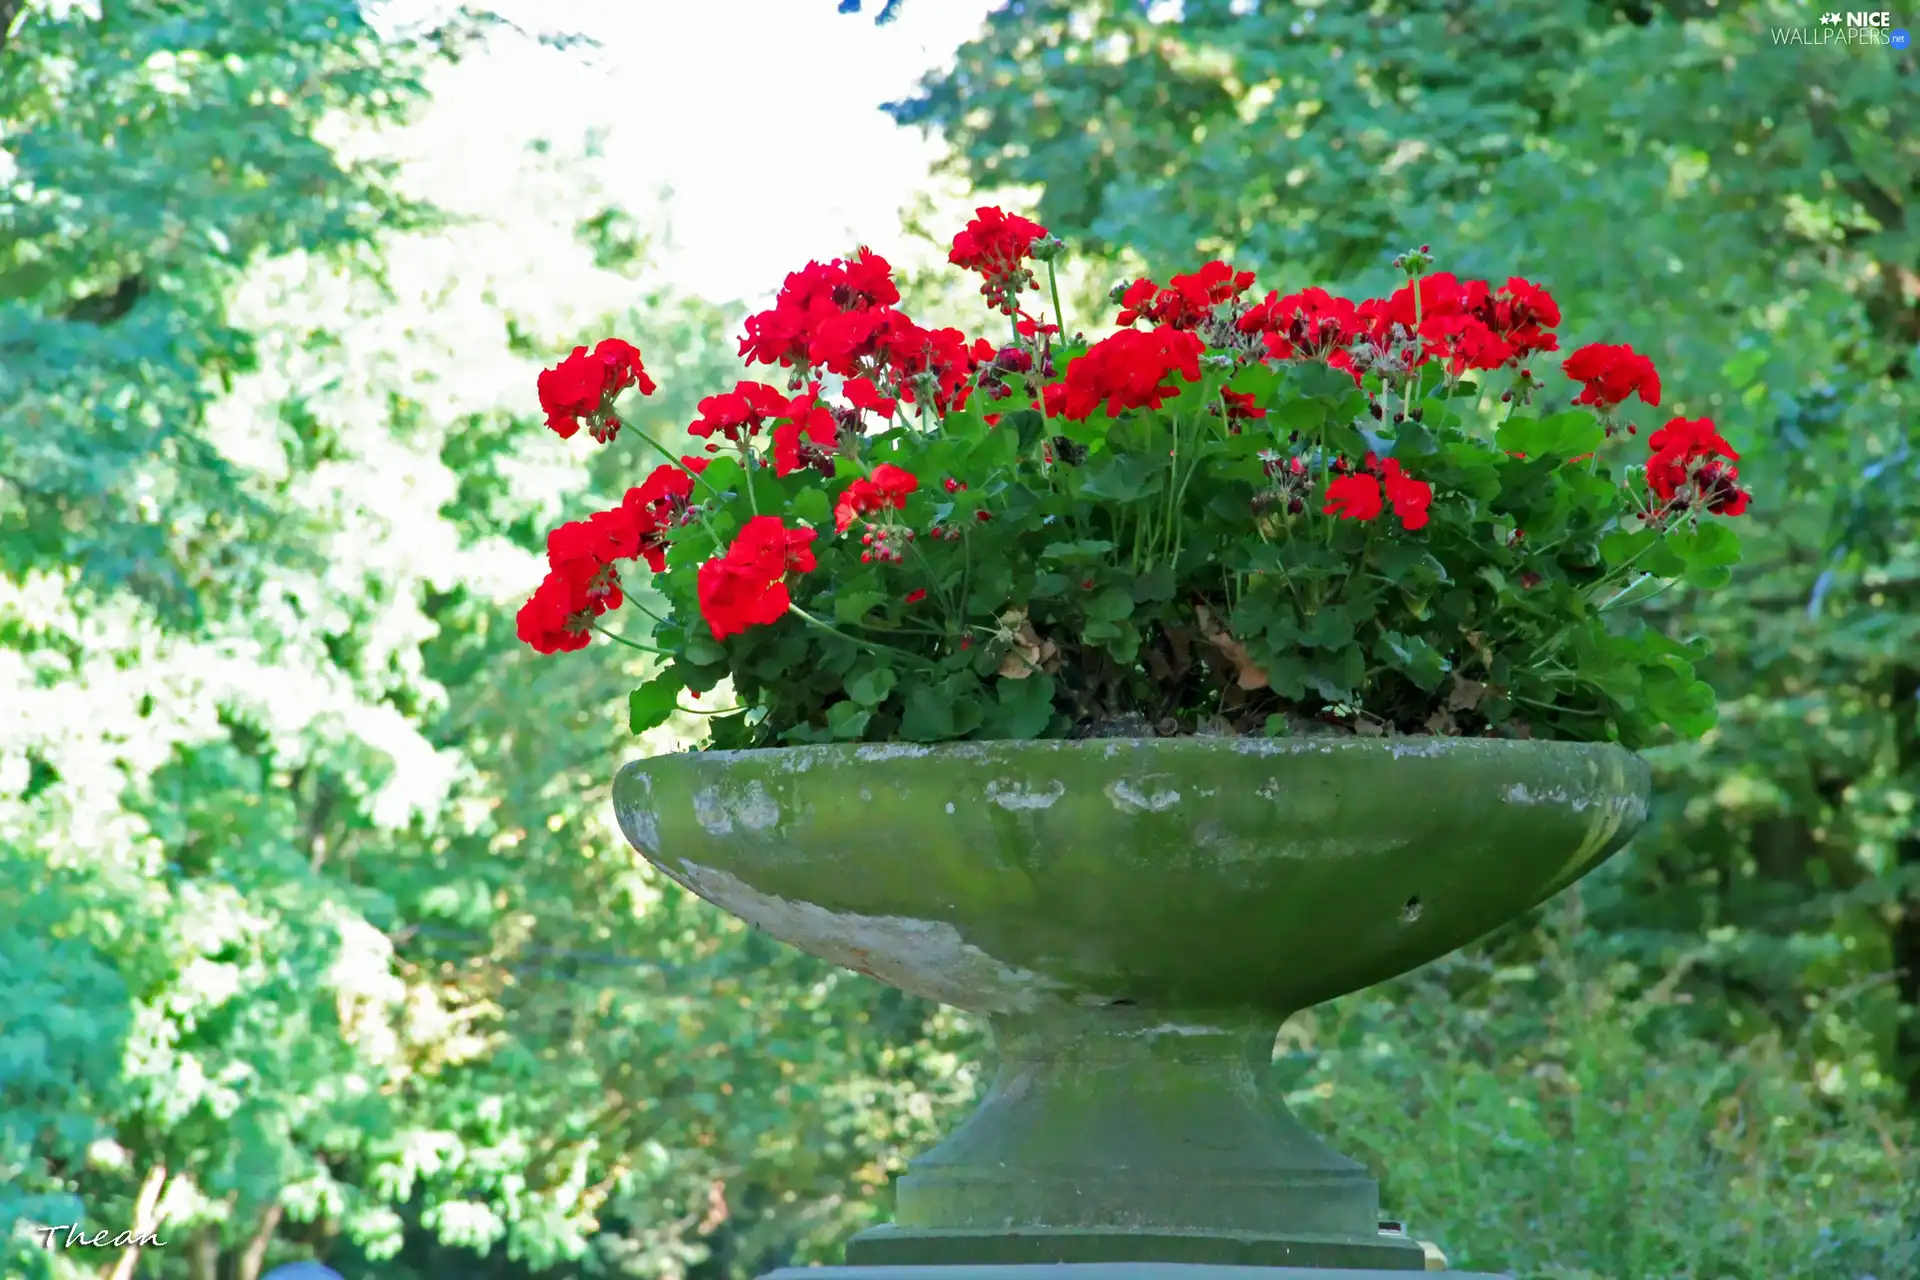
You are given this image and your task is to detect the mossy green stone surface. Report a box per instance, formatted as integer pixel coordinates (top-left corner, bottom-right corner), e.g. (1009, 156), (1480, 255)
(613, 737), (1648, 1270)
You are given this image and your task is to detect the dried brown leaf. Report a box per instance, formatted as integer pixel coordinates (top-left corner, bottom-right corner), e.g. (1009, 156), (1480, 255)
(1193, 604), (1270, 691)
(995, 609), (1060, 679)
(1446, 676), (1486, 712)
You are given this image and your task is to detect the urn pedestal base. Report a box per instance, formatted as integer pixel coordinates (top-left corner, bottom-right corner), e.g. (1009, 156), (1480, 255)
(835, 1012), (1430, 1272)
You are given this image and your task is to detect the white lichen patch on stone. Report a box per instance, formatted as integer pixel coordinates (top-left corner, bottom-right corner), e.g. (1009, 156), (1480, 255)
(1105, 779), (1182, 812)
(613, 772), (659, 853)
(986, 779), (1066, 811)
(691, 780), (782, 835)
(1122, 1022), (1229, 1039)
(1387, 739), (1450, 759)
(1502, 782), (1592, 811)
(668, 861), (1064, 1013)
(855, 743), (933, 762)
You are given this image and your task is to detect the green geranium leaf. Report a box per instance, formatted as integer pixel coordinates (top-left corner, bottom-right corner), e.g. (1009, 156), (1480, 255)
(826, 700), (873, 740)
(1041, 539), (1116, 561)
(982, 673), (1056, 739)
(833, 590), (888, 625)
(1085, 585), (1135, 623)
(1496, 410), (1605, 461)
(845, 666), (897, 707)
(900, 683), (956, 741)
(790, 486), (832, 527)
(627, 673), (684, 735)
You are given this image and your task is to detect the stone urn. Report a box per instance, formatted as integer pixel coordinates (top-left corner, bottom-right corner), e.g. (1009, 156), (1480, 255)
(613, 736), (1649, 1278)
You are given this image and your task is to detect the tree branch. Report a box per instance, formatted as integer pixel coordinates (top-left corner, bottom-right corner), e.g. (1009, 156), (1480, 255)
(0, 2), (25, 56)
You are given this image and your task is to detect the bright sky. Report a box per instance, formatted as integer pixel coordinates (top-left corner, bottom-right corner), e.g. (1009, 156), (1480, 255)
(391, 0), (1004, 304)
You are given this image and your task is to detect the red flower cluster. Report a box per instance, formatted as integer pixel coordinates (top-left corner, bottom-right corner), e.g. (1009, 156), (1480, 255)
(1054, 327), (1205, 420)
(1362, 273), (1561, 374)
(697, 517), (818, 640)
(1323, 456), (1433, 531)
(1239, 287), (1367, 377)
(738, 249), (899, 370)
(518, 212), (1750, 674)
(1563, 342), (1661, 409)
(1646, 417), (1749, 516)
(537, 339), (657, 443)
(1232, 274), (1559, 383)
(833, 463), (919, 533)
(515, 462), (700, 653)
(949, 206), (1048, 314)
(738, 246), (991, 415)
(1116, 261), (1257, 329)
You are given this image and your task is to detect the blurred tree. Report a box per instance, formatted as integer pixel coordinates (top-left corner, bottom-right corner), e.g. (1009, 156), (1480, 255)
(888, 0), (1920, 1100)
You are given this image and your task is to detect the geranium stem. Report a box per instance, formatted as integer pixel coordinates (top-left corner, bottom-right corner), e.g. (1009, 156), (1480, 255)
(1046, 259), (1068, 339)
(786, 605), (937, 669)
(627, 428), (727, 503)
(590, 623), (672, 655)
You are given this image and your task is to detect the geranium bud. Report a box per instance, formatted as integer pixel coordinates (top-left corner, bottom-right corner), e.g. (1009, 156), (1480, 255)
(1369, 403), (1384, 420)
(1029, 235), (1068, 264)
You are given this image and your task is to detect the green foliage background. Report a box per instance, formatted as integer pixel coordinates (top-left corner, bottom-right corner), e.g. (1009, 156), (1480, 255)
(2, 1), (1917, 1277)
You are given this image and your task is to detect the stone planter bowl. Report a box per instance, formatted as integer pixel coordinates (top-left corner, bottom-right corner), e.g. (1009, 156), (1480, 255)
(614, 736), (1649, 1274)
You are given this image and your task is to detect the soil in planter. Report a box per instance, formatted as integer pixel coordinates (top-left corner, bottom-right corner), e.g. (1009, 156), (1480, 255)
(1056, 622), (1537, 742)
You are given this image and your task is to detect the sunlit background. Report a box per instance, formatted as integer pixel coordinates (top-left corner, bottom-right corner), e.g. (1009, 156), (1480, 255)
(5, 2), (1918, 1278)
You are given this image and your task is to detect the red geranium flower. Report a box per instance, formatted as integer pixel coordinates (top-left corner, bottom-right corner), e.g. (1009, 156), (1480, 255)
(1057, 327), (1204, 420)
(1323, 473), (1384, 522)
(738, 248), (900, 371)
(844, 376), (898, 420)
(949, 206), (1048, 314)
(1376, 458), (1434, 530)
(516, 561), (601, 654)
(1217, 389), (1267, 425)
(696, 517), (818, 640)
(536, 339), (657, 443)
(1485, 277), (1561, 357)
(834, 463), (919, 533)
(1563, 342), (1662, 409)
(771, 391), (840, 477)
(1645, 416), (1750, 516)
(619, 463), (700, 570)
(689, 381), (791, 451)
(1116, 261), (1257, 330)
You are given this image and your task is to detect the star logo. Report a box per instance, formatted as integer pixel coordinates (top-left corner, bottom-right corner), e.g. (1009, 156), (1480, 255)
(1821, 11), (1842, 22)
